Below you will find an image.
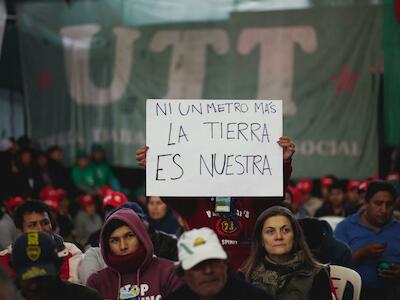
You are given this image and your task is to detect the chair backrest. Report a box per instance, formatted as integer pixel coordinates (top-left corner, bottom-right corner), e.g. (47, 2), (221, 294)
(319, 216), (345, 230)
(330, 265), (362, 300)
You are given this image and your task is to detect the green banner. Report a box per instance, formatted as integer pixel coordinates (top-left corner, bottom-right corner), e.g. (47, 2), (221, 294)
(17, 1), (383, 178)
(384, 0), (400, 146)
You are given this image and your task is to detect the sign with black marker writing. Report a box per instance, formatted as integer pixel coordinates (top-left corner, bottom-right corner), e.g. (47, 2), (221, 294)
(146, 99), (283, 197)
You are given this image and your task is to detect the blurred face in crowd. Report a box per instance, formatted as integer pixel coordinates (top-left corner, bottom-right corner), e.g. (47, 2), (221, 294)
(365, 191), (394, 227)
(347, 189), (360, 206)
(109, 225), (140, 255)
(321, 186), (330, 200)
(262, 215), (294, 262)
(300, 192), (311, 203)
(92, 150), (105, 162)
(18, 276), (57, 300)
(77, 157), (89, 168)
(60, 197), (69, 213)
(147, 196), (167, 221)
(36, 154), (48, 169)
(329, 188), (345, 208)
(84, 203), (97, 216)
(183, 259), (228, 297)
(22, 212), (52, 234)
(49, 149), (62, 161)
(20, 151), (32, 166)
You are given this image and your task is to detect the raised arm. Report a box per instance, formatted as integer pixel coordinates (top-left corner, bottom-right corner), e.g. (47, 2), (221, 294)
(253, 136), (295, 215)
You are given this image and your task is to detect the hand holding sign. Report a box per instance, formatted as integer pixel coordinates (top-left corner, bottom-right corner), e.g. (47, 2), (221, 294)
(278, 136), (296, 162)
(136, 145), (148, 168)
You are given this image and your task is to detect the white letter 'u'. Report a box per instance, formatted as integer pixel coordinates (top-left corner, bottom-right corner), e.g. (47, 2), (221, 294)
(61, 25), (140, 105)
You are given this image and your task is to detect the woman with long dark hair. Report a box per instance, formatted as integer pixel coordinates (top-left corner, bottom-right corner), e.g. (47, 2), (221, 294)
(241, 206), (332, 300)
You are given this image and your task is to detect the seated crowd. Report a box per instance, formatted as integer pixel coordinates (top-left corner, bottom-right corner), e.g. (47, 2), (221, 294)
(0, 136), (399, 300)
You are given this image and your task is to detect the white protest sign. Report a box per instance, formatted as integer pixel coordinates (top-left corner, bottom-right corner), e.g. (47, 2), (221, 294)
(146, 99), (283, 197)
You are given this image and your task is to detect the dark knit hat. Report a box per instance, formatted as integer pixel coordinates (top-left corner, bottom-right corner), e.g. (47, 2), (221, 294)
(365, 180), (397, 202)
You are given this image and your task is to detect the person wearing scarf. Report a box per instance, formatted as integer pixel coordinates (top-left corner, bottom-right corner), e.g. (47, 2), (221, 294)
(86, 208), (181, 300)
(241, 206), (332, 300)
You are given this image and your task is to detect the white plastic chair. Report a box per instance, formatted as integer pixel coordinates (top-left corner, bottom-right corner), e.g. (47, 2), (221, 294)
(330, 265), (362, 300)
(319, 216), (345, 231)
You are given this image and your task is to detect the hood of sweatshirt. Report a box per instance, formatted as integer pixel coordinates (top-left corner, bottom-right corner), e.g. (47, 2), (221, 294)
(100, 208), (154, 271)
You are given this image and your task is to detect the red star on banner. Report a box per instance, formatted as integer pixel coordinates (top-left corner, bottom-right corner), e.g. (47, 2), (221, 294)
(36, 69), (53, 94)
(332, 65), (359, 96)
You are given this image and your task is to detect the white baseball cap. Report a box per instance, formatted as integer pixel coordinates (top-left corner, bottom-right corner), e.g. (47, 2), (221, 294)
(178, 227), (227, 270)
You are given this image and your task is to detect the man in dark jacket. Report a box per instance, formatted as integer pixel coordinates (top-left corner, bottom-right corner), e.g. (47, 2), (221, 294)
(10, 231), (101, 300)
(165, 227), (275, 300)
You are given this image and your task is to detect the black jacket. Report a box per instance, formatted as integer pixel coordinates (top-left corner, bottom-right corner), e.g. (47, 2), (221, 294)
(299, 218), (353, 267)
(164, 272), (275, 300)
(18, 279), (101, 300)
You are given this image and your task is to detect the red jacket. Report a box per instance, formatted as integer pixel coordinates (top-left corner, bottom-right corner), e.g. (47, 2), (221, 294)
(163, 161), (292, 271)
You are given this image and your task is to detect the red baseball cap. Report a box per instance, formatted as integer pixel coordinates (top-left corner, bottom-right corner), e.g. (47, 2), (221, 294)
(347, 180), (361, 191)
(43, 197), (60, 213)
(5, 197), (24, 212)
(358, 180), (369, 193)
(79, 195), (94, 207)
(99, 186), (114, 197)
(103, 191), (128, 208)
(40, 187), (58, 201)
(386, 172), (400, 182)
(296, 179), (313, 194)
(288, 186), (303, 206)
(320, 176), (334, 188)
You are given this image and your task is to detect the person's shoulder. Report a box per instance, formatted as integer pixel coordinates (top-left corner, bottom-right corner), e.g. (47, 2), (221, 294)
(149, 256), (176, 268)
(83, 246), (101, 256)
(315, 265), (330, 276)
(391, 218), (400, 227)
(0, 245), (11, 256)
(335, 214), (356, 230)
(163, 284), (191, 300)
(238, 280), (273, 298)
(229, 273), (274, 299)
(61, 281), (102, 299)
(1, 213), (14, 224)
(93, 266), (111, 275)
(385, 219), (400, 234)
(142, 257), (177, 280)
(74, 210), (86, 220)
(87, 266), (112, 284)
(63, 241), (83, 256)
(306, 265), (330, 286)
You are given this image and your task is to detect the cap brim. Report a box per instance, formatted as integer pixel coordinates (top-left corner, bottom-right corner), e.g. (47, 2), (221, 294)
(17, 264), (58, 280)
(181, 248), (227, 270)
